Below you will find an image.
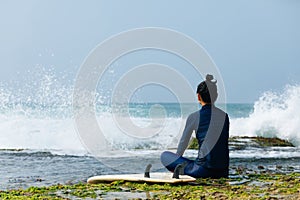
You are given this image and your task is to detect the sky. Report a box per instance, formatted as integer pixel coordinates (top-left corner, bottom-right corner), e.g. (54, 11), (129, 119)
(0, 0), (300, 103)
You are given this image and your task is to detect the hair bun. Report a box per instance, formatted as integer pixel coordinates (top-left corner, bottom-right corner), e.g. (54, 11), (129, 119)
(205, 74), (217, 84)
(206, 74), (214, 81)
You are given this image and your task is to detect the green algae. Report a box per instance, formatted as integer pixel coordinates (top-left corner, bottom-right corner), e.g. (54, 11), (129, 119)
(1, 173), (299, 199)
(254, 136), (295, 147)
(189, 136), (295, 150)
(229, 136), (295, 147)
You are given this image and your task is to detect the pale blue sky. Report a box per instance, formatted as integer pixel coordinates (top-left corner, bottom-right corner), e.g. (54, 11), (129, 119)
(0, 0), (300, 103)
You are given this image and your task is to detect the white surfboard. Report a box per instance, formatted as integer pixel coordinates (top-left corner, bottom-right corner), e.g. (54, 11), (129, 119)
(87, 172), (196, 184)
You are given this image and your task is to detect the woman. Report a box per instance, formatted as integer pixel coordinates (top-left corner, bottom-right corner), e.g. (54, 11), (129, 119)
(161, 74), (229, 178)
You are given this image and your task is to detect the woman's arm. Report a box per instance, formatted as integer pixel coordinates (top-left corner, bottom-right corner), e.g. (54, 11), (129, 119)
(176, 111), (199, 156)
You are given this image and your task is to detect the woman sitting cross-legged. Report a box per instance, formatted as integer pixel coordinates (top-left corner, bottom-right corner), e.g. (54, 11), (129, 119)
(161, 74), (229, 178)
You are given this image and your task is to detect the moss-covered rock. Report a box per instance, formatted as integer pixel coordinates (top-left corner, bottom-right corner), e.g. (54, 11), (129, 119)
(189, 136), (295, 150)
(1, 172), (299, 199)
(230, 136), (295, 147)
(254, 136), (294, 147)
(188, 137), (199, 149)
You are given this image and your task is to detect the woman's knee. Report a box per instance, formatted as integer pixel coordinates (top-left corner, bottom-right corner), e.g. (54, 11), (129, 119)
(161, 151), (173, 165)
(160, 151), (172, 160)
(160, 151), (180, 167)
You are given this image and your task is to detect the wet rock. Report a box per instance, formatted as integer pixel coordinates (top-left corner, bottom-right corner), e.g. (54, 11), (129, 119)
(258, 166), (265, 170)
(188, 136), (294, 150)
(188, 137), (198, 149)
(276, 165), (283, 170)
(254, 137), (294, 147)
(229, 179), (251, 185)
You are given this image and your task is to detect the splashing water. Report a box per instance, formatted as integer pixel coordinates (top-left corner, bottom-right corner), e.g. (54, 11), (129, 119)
(0, 67), (299, 155)
(231, 85), (300, 146)
(0, 68), (85, 154)
(0, 68), (186, 154)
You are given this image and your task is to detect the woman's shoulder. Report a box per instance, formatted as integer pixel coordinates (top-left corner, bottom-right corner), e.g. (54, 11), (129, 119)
(213, 106), (229, 120)
(213, 106), (228, 114)
(189, 110), (200, 117)
(187, 110), (200, 122)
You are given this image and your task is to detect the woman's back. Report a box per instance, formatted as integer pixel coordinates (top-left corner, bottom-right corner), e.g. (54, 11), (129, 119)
(195, 105), (229, 170)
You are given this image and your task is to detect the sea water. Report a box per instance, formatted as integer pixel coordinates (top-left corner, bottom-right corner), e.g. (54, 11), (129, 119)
(0, 71), (300, 189)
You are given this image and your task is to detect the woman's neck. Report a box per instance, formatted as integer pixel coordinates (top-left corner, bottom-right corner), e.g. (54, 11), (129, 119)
(200, 102), (213, 107)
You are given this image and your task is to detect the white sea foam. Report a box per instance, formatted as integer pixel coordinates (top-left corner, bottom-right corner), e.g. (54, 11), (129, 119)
(0, 111), (184, 155)
(230, 85), (300, 146)
(0, 68), (187, 155)
(184, 148), (300, 159)
(0, 68), (299, 155)
(0, 114), (86, 155)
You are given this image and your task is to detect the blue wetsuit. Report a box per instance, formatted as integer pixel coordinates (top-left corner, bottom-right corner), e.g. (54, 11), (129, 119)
(161, 104), (229, 178)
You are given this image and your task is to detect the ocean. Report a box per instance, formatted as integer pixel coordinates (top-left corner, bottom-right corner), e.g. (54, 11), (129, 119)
(0, 73), (300, 190)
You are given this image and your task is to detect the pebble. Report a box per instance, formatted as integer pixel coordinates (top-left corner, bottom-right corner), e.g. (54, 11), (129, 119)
(258, 166), (265, 170)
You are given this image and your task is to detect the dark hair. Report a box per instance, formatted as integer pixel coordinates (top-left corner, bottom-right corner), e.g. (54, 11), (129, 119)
(196, 74), (218, 103)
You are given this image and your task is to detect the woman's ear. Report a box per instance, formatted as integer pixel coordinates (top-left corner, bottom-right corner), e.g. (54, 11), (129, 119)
(197, 93), (202, 102)
(198, 93), (206, 106)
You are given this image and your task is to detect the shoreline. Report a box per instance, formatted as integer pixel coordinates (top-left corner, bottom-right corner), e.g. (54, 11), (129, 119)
(0, 136), (299, 198)
(1, 172), (299, 199)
